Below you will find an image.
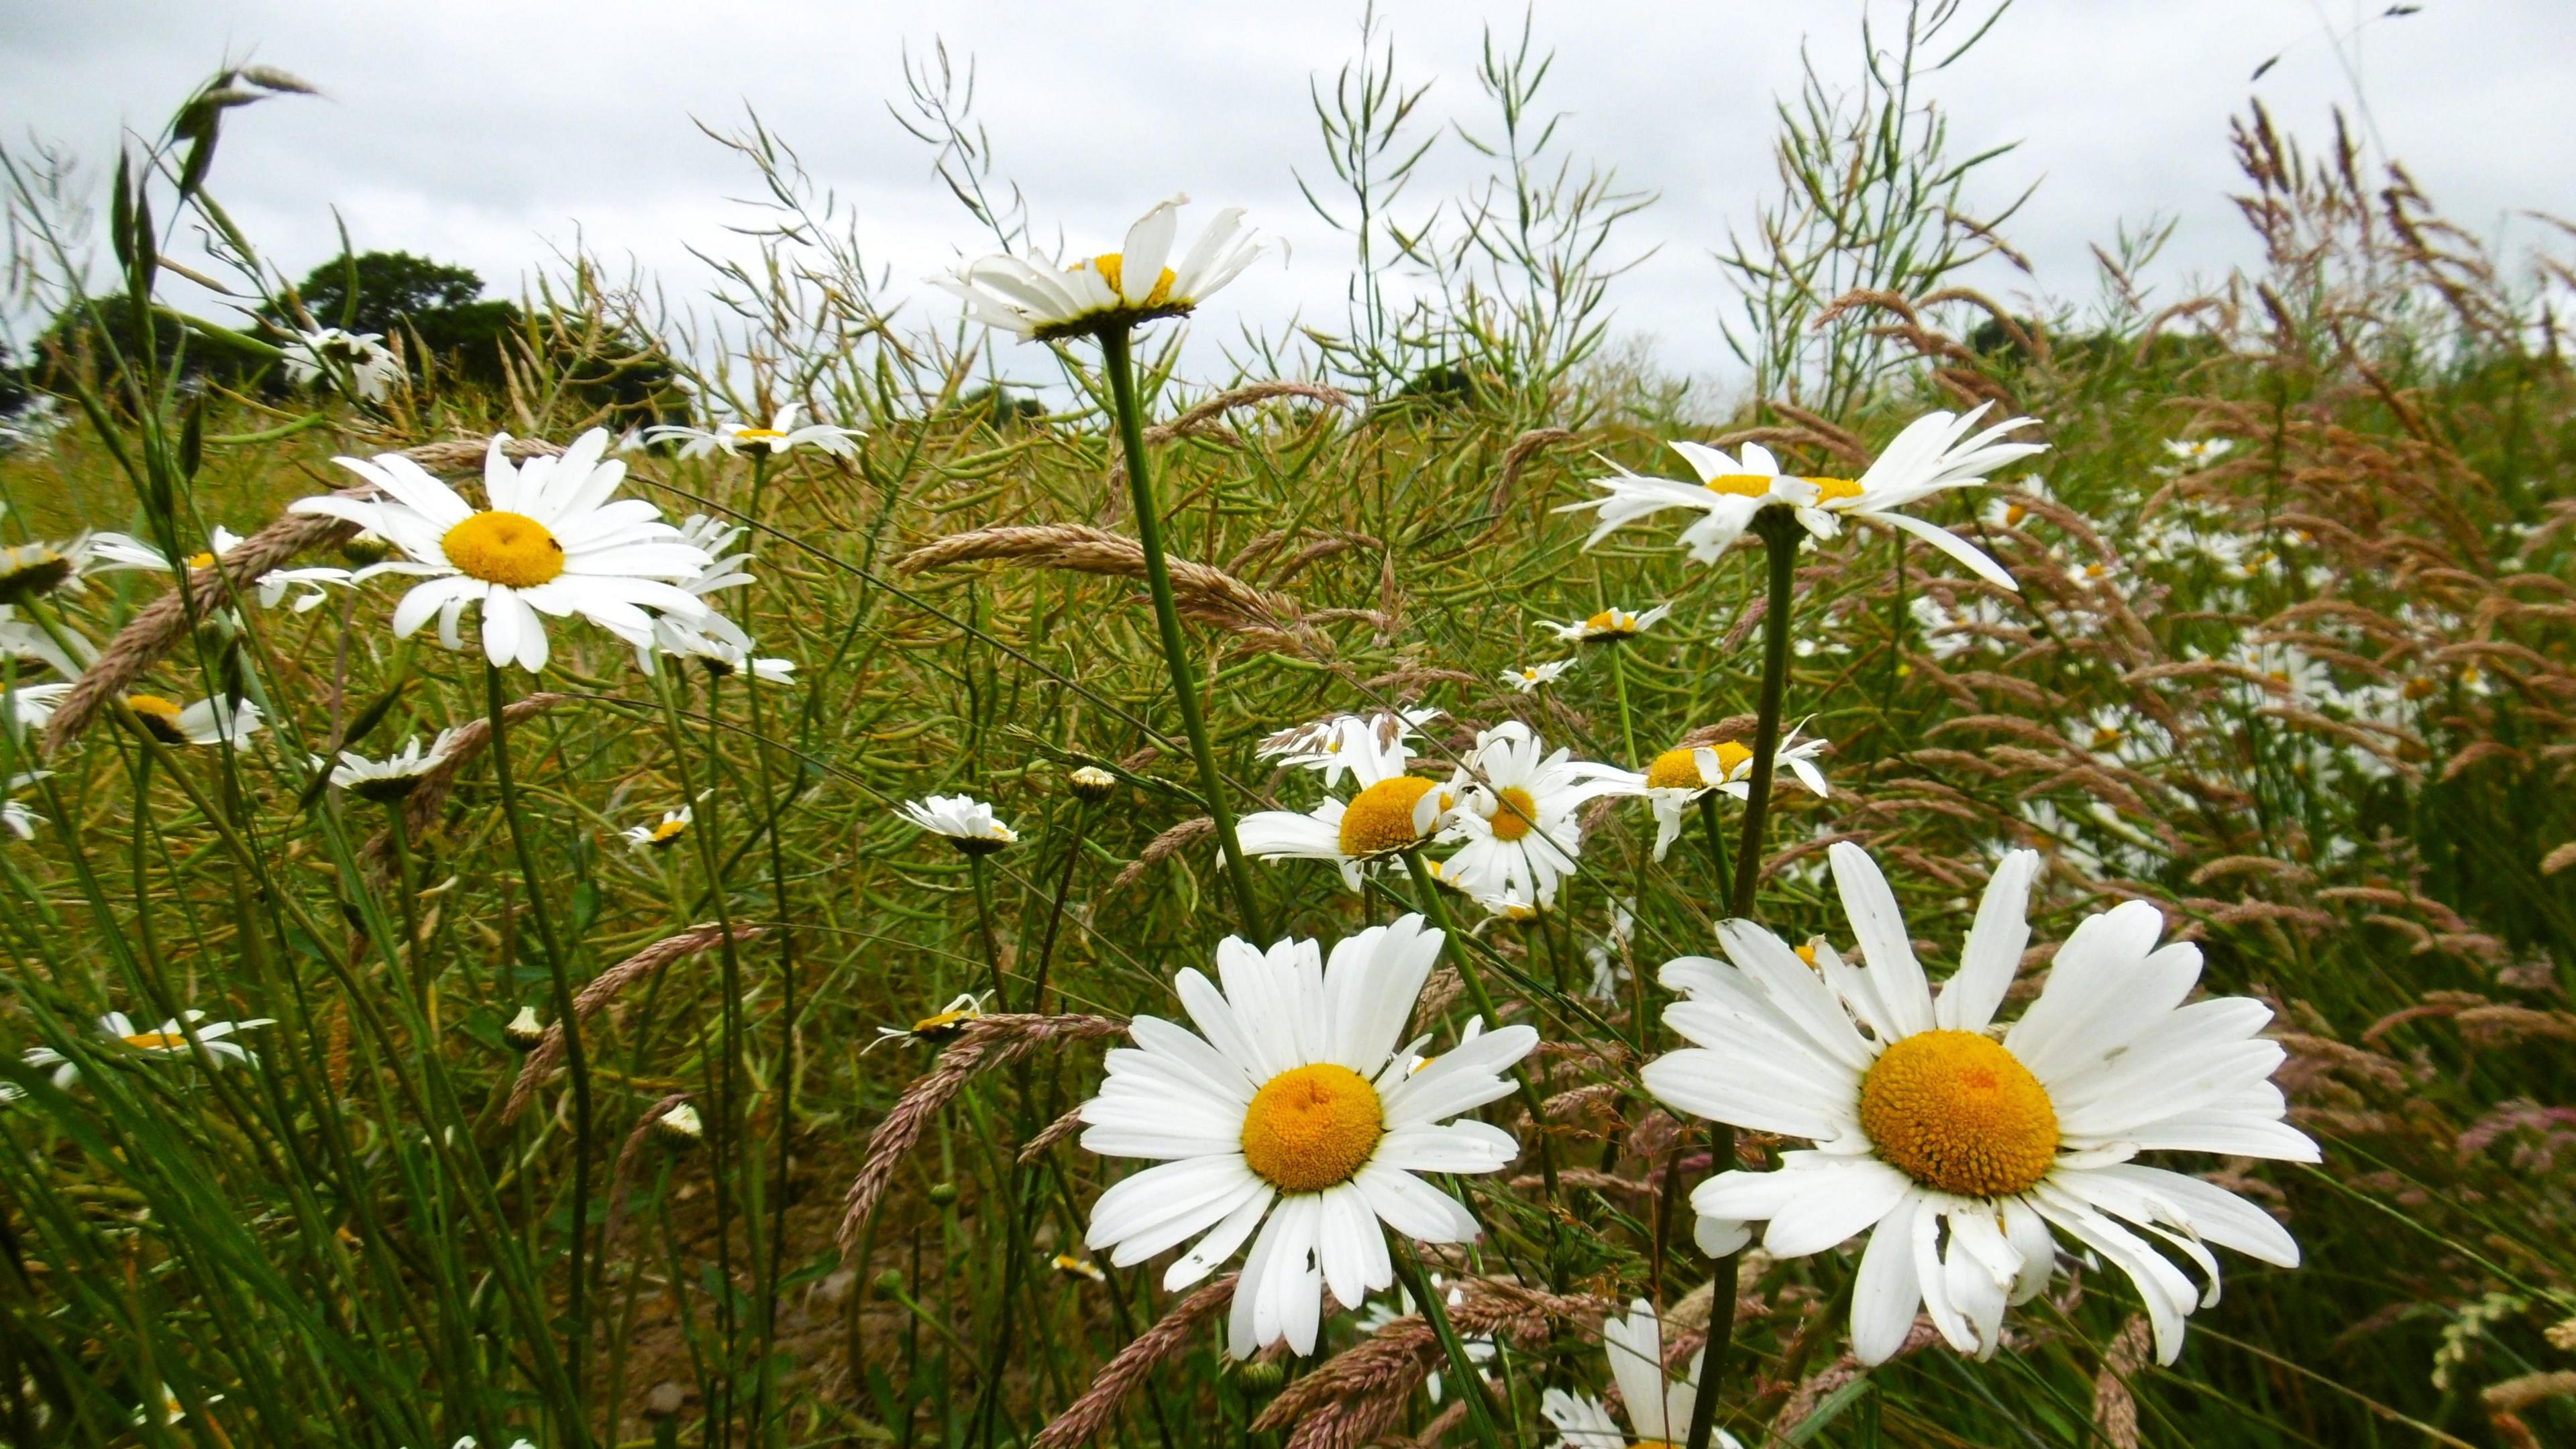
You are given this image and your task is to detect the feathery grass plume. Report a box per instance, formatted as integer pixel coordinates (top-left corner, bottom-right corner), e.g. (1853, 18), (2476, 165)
(898, 523), (1328, 657)
(1108, 815), (1212, 893)
(835, 1012), (1127, 1252)
(2088, 1315), (2151, 1449)
(1106, 380), (1358, 483)
(1027, 1272), (1240, 1449)
(1017, 1106), (1087, 1164)
(504, 924), (763, 1121)
(1252, 1281), (1609, 1449)
(40, 437), (564, 751)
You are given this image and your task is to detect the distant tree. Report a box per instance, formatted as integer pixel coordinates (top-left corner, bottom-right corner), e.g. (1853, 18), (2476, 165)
(957, 384), (1044, 429)
(266, 251), (521, 386)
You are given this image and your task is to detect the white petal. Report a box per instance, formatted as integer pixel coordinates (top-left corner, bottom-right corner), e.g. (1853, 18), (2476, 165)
(1934, 850), (2037, 1032)
(1830, 844), (1934, 1036)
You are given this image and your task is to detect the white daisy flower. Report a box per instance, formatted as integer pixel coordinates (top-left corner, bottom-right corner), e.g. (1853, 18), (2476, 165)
(1238, 720), (1457, 891)
(25, 1011), (276, 1094)
(123, 693), (262, 747)
(1541, 1300), (1742, 1449)
(639, 402), (863, 459)
(1077, 917), (1538, 1358)
(1909, 594), (2015, 660)
(2067, 705), (2163, 769)
(623, 807), (692, 852)
(321, 730), (462, 803)
(1355, 1272), (1494, 1403)
(0, 603), (86, 676)
(0, 396), (68, 452)
(290, 429), (712, 673)
(1982, 476), (2057, 530)
(1501, 660), (1575, 692)
(2161, 437), (2235, 470)
(1584, 898), (1635, 1002)
(7, 681), (71, 735)
(89, 526), (351, 608)
(282, 327), (403, 401)
(867, 992), (991, 1053)
(898, 794), (1016, 855)
(3, 770), (48, 840)
(1255, 708), (1442, 788)
(1640, 731), (1831, 862)
(0, 535), (99, 603)
(1645, 843), (2316, 1367)
(1437, 722), (1642, 908)
(1545, 604), (1672, 646)
(935, 195), (1273, 342)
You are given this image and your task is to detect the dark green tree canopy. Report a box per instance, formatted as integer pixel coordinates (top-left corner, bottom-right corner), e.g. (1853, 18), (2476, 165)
(266, 250), (521, 382)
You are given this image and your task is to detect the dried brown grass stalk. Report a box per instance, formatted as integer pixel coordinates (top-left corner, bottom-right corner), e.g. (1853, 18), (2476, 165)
(42, 437), (560, 752)
(1029, 1273), (1239, 1449)
(1482, 426), (1576, 521)
(896, 523), (1329, 658)
(2089, 1314), (2151, 1449)
(1253, 1281), (1611, 1449)
(1018, 1106), (1087, 1163)
(1110, 816), (1214, 894)
(504, 924), (763, 1122)
(835, 1012), (1128, 1252)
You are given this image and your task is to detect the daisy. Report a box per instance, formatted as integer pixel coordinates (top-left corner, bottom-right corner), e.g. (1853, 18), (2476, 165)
(1437, 722), (1642, 908)
(7, 681), (71, 735)
(623, 807), (692, 852)
(3, 771), (47, 840)
(2161, 437), (2235, 470)
(898, 794), (1016, 855)
(1052, 1253), (1110, 1284)
(27, 1010), (275, 1091)
(2067, 705), (2163, 770)
(1238, 719), (1456, 891)
(1641, 730), (1831, 861)
(935, 195), (1273, 342)
(0, 536), (96, 604)
(1, 603), (86, 676)
(503, 1006), (546, 1052)
(290, 429), (712, 674)
(1256, 707), (1442, 788)
(1077, 918), (1538, 1358)
(1584, 898), (1635, 1002)
(867, 991), (990, 1053)
(1546, 604), (1671, 646)
(640, 402), (863, 459)
(89, 527), (350, 609)
(123, 693), (262, 747)
(1541, 1300), (1741, 1449)
(1356, 1272), (1495, 1403)
(0, 396), (68, 452)
(1501, 660), (1575, 693)
(1645, 843), (2316, 1366)
(321, 731), (461, 803)
(282, 327), (403, 401)
(653, 1102), (705, 1146)
(1909, 594), (2015, 660)
(1982, 476), (2057, 530)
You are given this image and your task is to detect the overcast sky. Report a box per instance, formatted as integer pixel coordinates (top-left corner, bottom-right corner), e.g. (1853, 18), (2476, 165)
(5, 1), (2572, 402)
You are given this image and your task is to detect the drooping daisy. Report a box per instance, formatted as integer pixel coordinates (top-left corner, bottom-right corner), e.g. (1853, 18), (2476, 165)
(0, 535), (97, 604)
(1355, 1272), (1495, 1403)
(123, 693), (263, 747)
(2161, 437), (2235, 470)
(1052, 1252), (1110, 1284)
(91, 526), (352, 608)
(1541, 1300), (1741, 1449)
(320, 730), (462, 803)
(1640, 730), (1831, 861)
(25, 1010), (276, 1093)
(3, 771), (47, 840)
(6, 682), (71, 735)
(0, 603), (85, 676)
(1584, 898), (1635, 1001)
(866, 991), (990, 1053)
(282, 327), (403, 401)
(1546, 604), (1671, 646)
(1256, 708), (1443, 788)
(1437, 722), (1642, 908)
(935, 195), (1273, 342)
(503, 1006), (547, 1052)
(1501, 659), (1575, 693)
(1645, 843), (2316, 1366)
(1078, 918), (1538, 1358)
(623, 807), (692, 853)
(898, 794), (1016, 855)
(640, 402), (863, 459)
(1982, 475), (2058, 530)
(653, 1103), (705, 1147)
(290, 429), (712, 673)
(1238, 720), (1456, 891)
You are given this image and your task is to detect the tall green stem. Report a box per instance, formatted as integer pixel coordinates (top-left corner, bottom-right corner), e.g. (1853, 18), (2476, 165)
(1396, 1247), (1505, 1449)
(1097, 325), (1267, 942)
(1398, 850), (1557, 1199)
(484, 664), (592, 1420)
(1684, 508), (1800, 1449)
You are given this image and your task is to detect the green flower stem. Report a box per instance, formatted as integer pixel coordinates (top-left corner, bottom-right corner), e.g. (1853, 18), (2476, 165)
(1607, 639), (1641, 767)
(1683, 507), (1801, 1449)
(1396, 1245), (1505, 1449)
(1096, 324), (1267, 942)
(966, 851), (1009, 1011)
(1695, 792), (1731, 904)
(484, 663), (594, 1417)
(1397, 849), (1558, 1200)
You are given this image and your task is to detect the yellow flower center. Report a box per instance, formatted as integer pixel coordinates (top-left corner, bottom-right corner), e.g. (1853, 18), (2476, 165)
(1794, 941), (1821, 969)
(1239, 1063), (1383, 1193)
(734, 427), (787, 441)
(1703, 472), (1776, 498)
(1647, 748), (1704, 790)
(2003, 502), (2029, 525)
(441, 510), (566, 589)
(1858, 1030), (2059, 1198)
(1488, 784), (1539, 843)
(911, 1007), (979, 1036)
(649, 819), (688, 845)
(1806, 476), (1865, 502)
(1338, 776), (1439, 857)
(186, 551), (217, 570)
(123, 1032), (186, 1050)
(125, 694), (189, 743)
(1089, 254), (1179, 306)
(2402, 676), (2438, 700)
(2090, 727), (2124, 750)
(1582, 609), (1635, 637)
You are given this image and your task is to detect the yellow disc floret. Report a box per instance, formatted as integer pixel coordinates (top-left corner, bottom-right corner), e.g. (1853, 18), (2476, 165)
(123, 1030), (186, 1050)
(649, 818), (688, 846)
(1859, 1030), (2059, 1198)
(1239, 1063), (1384, 1193)
(441, 511), (566, 589)
(1090, 254), (1179, 306)
(1703, 472), (1776, 498)
(1804, 476), (1866, 502)
(1647, 747), (1706, 791)
(125, 694), (187, 743)
(1338, 775), (1438, 857)
(1488, 784), (1538, 842)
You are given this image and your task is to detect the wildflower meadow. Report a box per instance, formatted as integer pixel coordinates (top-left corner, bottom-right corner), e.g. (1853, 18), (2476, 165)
(3, 7), (2575, 1448)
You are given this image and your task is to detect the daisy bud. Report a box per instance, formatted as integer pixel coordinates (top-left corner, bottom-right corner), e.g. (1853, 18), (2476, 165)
(1231, 1360), (1285, 1396)
(926, 1181), (959, 1207)
(872, 1268), (906, 1296)
(1067, 765), (1118, 803)
(502, 1005), (545, 1053)
(652, 1102), (704, 1148)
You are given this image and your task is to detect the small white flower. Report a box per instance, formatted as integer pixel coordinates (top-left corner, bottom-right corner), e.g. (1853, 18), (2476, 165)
(1983, 476), (2057, 530)
(1078, 918), (1538, 1358)
(1545, 604), (1671, 645)
(0, 396), (68, 452)
(1256, 708), (1442, 789)
(2161, 437), (2235, 470)
(639, 402), (863, 459)
(1542, 1300), (1741, 1449)
(25, 1011), (276, 1097)
(123, 693), (263, 747)
(1238, 722), (1456, 891)
(1640, 731), (1830, 861)
(623, 807), (693, 852)
(0, 534), (99, 603)
(2, 770), (48, 840)
(867, 992), (991, 1053)
(936, 195), (1274, 342)
(1500, 659), (1574, 692)
(1436, 721), (1642, 908)
(898, 794), (1016, 854)
(282, 327), (403, 401)
(321, 730), (462, 802)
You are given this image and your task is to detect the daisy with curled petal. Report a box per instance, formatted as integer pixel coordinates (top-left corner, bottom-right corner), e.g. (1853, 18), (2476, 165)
(88, 525), (354, 611)
(3, 770), (49, 840)
(290, 429), (712, 674)
(1256, 708), (1442, 789)
(321, 730), (462, 803)
(282, 327), (403, 401)
(1545, 604), (1670, 646)
(1644, 843), (2316, 1367)
(623, 807), (692, 853)
(1438, 721), (1642, 908)
(25, 1010), (277, 1091)
(1500, 659), (1574, 693)
(1983, 475), (2058, 530)
(1560, 439), (1815, 564)
(1640, 729), (1831, 861)
(123, 693), (262, 747)
(1541, 1299), (1743, 1449)
(865, 991), (989, 1053)
(2162, 437), (2235, 470)
(1, 604), (86, 676)
(1077, 916), (1538, 1358)
(898, 794), (1016, 855)
(639, 402), (863, 459)
(935, 195), (1274, 343)
(7, 681), (71, 735)
(1238, 720), (1456, 891)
